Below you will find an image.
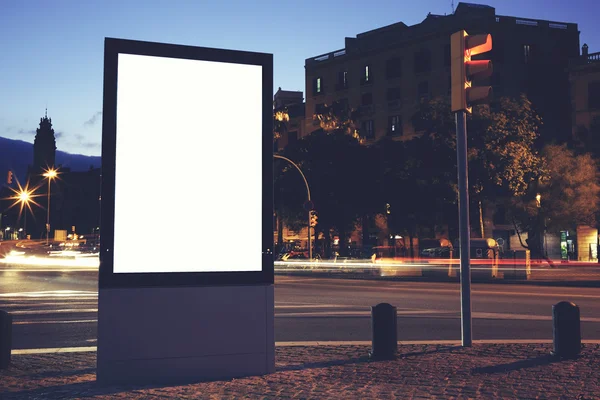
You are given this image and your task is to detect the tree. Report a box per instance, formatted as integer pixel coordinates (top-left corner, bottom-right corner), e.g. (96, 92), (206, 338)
(509, 144), (600, 261)
(279, 129), (380, 257)
(574, 115), (600, 160)
(409, 95), (546, 241)
(373, 130), (458, 257)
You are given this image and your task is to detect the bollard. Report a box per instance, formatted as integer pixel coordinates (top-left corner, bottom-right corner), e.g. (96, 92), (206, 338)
(369, 303), (397, 360)
(551, 301), (581, 359)
(0, 310), (12, 369)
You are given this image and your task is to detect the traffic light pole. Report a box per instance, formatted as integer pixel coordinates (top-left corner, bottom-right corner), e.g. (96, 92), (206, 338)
(455, 110), (472, 347)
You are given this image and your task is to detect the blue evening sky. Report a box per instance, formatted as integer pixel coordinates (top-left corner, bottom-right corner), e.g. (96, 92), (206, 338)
(1, 0), (598, 156)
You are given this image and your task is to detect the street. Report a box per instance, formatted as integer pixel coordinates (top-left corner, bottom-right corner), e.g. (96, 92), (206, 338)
(1, 262), (600, 349)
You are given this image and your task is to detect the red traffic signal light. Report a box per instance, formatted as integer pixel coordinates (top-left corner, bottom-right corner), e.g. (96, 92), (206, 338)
(310, 210), (318, 227)
(7, 171), (13, 184)
(451, 30), (493, 113)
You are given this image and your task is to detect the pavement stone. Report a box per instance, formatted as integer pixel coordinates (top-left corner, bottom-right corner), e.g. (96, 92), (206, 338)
(0, 343), (598, 399)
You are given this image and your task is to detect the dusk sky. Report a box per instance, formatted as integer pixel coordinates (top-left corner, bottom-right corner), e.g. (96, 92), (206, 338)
(1, 0), (598, 156)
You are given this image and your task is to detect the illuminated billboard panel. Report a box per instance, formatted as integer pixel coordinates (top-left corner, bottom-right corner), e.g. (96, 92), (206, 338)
(100, 39), (273, 287)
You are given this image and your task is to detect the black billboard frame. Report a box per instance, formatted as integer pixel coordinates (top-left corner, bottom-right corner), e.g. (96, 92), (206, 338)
(99, 37), (274, 289)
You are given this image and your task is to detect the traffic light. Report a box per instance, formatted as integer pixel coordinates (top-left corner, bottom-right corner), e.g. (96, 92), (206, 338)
(310, 210), (318, 227)
(451, 30), (493, 113)
(6, 171), (13, 184)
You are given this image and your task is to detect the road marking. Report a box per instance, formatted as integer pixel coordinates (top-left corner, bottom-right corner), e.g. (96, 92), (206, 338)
(275, 280), (600, 299)
(473, 312), (600, 323)
(275, 309), (600, 322)
(13, 347), (97, 354)
(0, 302), (97, 307)
(0, 268), (98, 272)
(14, 319), (98, 325)
(275, 304), (364, 309)
(0, 290), (97, 298)
(276, 310), (456, 318)
(12, 339), (600, 354)
(11, 309), (98, 315)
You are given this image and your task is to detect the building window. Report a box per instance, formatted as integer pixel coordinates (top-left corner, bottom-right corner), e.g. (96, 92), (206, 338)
(385, 57), (402, 79)
(417, 81), (429, 101)
(361, 120), (375, 139)
(589, 81), (600, 109)
(444, 44), (451, 68)
(336, 70), (348, 90)
(288, 131), (298, 147)
(336, 97), (349, 110)
(361, 65), (371, 84)
(386, 87), (401, 102)
(523, 45), (531, 63)
(361, 92), (373, 105)
(314, 77), (323, 95)
(388, 115), (402, 136)
(414, 49), (431, 73)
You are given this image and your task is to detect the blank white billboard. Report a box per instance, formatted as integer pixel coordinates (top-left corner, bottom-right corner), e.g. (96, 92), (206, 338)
(113, 53), (262, 273)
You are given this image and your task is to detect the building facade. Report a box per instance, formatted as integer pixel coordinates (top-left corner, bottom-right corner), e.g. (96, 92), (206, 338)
(570, 43), (600, 144)
(6, 113), (102, 240)
(273, 87), (306, 152)
(304, 2), (579, 145)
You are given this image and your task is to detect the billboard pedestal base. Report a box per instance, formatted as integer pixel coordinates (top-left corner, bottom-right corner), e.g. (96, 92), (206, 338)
(96, 285), (274, 385)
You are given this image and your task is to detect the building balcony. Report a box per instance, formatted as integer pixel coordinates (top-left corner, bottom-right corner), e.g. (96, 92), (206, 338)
(335, 82), (349, 91)
(570, 52), (600, 68)
(387, 100), (402, 110)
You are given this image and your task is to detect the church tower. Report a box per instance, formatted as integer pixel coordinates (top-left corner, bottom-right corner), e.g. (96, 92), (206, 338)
(33, 109), (57, 172)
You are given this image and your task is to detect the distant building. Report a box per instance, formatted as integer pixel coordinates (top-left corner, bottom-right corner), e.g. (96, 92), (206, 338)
(273, 87), (306, 152)
(304, 2), (579, 144)
(569, 43), (600, 143)
(32, 110), (57, 173)
(21, 112), (101, 239)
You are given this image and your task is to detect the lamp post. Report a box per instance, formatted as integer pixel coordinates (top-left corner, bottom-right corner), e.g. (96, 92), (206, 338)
(17, 190), (31, 239)
(273, 155), (313, 260)
(43, 168), (58, 245)
(536, 193), (547, 258)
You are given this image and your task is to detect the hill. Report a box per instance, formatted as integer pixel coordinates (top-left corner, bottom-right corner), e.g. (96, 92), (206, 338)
(0, 136), (101, 182)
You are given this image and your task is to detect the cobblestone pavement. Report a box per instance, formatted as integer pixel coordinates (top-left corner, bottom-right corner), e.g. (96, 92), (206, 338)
(0, 343), (598, 399)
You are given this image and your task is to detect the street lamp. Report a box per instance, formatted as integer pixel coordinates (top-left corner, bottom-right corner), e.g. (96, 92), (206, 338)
(273, 155), (313, 260)
(6, 179), (42, 240)
(18, 190), (31, 239)
(43, 167), (58, 245)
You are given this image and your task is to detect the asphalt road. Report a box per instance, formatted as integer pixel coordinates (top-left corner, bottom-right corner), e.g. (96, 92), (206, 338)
(1, 262), (599, 349)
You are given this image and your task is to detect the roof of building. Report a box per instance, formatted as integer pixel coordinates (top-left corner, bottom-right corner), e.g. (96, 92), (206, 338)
(305, 2), (577, 65)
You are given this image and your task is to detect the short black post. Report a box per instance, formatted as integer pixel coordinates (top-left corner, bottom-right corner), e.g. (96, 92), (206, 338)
(551, 301), (581, 359)
(0, 310), (12, 369)
(370, 303), (397, 360)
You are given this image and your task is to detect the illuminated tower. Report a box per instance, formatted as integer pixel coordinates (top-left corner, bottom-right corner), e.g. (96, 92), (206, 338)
(33, 109), (57, 171)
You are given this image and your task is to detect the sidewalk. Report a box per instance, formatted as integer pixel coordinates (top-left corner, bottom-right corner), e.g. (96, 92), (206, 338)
(1, 342), (598, 399)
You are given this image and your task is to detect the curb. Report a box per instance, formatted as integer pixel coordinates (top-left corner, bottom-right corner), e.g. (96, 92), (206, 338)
(11, 339), (600, 355)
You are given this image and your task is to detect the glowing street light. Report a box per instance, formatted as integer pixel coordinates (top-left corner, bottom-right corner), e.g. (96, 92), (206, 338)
(43, 167), (59, 244)
(5, 178), (42, 240)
